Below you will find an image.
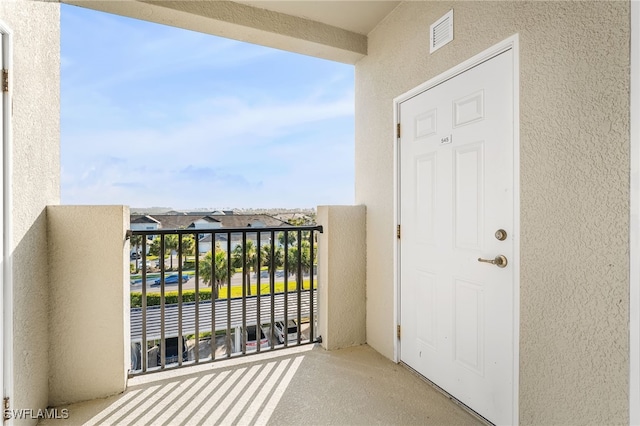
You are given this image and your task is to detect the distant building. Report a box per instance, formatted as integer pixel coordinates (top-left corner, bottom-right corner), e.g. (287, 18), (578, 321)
(130, 215), (160, 231)
(129, 212), (293, 253)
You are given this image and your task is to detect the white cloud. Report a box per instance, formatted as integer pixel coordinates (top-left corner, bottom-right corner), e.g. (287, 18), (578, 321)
(61, 4), (355, 209)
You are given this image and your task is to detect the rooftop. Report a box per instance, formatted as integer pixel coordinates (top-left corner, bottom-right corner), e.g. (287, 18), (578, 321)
(130, 213), (293, 230)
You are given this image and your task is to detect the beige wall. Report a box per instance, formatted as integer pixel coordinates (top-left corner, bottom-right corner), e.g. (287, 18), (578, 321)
(47, 206), (130, 406)
(317, 205), (366, 350)
(356, 2), (630, 424)
(0, 0), (60, 421)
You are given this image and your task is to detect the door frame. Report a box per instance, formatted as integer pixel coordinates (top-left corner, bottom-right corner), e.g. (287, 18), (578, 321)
(393, 34), (520, 425)
(0, 19), (13, 410)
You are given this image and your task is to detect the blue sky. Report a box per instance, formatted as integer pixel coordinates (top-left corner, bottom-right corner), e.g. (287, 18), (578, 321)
(61, 4), (355, 210)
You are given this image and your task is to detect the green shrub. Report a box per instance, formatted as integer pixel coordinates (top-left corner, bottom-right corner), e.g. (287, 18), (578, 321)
(131, 288), (213, 308)
(130, 279), (317, 308)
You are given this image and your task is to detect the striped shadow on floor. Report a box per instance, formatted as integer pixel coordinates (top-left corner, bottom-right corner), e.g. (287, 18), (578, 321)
(39, 346), (313, 426)
(92, 357), (302, 426)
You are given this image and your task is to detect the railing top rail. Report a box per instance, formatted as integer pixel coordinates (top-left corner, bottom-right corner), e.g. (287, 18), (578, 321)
(127, 224), (323, 238)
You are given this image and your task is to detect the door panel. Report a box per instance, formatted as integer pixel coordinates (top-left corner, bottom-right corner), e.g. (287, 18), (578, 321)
(453, 277), (484, 375)
(415, 154), (436, 243)
(399, 50), (515, 424)
(454, 142), (484, 250)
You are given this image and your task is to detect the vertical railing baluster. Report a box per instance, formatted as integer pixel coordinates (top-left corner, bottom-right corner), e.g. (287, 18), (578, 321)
(297, 229), (302, 344)
(256, 231), (261, 353)
(226, 232), (232, 358)
(309, 229), (315, 342)
(283, 231), (289, 348)
(178, 234), (183, 367)
(242, 231), (247, 355)
(282, 231), (289, 347)
(141, 236), (147, 372)
(160, 234), (166, 369)
(194, 232), (200, 364)
(270, 230), (275, 349)
(208, 232), (215, 361)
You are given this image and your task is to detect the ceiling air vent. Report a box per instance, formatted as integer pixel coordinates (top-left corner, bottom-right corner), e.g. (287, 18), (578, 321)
(430, 10), (453, 54)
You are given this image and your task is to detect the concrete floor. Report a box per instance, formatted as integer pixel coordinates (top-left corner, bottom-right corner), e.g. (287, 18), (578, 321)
(40, 344), (484, 426)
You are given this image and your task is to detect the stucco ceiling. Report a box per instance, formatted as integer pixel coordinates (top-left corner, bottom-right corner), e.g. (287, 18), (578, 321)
(64, 0), (402, 63)
(233, 1), (401, 35)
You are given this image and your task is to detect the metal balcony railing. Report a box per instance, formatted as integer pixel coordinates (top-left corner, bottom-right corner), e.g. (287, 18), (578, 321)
(127, 225), (322, 376)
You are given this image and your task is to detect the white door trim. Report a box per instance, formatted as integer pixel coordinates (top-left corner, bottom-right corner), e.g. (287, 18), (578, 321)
(393, 34), (520, 425)
(630, 1), (639, 423)
(0, 18), (13, 412)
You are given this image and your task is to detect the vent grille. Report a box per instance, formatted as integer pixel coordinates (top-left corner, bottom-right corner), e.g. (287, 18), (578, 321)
(430, 10), (454, 53)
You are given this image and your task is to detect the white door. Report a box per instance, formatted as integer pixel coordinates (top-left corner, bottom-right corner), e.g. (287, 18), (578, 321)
(399, 49), (515, 424)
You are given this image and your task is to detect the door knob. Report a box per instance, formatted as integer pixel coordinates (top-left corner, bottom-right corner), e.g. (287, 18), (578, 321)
(477, 255), (508, 268)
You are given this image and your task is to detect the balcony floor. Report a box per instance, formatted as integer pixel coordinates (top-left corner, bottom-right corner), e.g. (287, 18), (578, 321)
(40, 344), (485, 425)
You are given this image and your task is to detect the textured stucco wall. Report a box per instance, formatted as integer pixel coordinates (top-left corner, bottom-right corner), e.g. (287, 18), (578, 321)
(0, 0), (60, 421)
(356, 2), (630, 424)
(47, 206), (130, 406)
(317, 205), (366, 350)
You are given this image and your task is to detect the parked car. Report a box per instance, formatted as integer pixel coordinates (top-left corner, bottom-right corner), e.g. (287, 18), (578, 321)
(136, 261), (153, 271)
(157, 336), (189, 365)
(152, 274), (190, 286)
(274, 320), (299, 344)
(242, 325), (269, 352)
(130, 252), (141, 260)
(253, 270), (271, 279)
(275, 270), (285, 278)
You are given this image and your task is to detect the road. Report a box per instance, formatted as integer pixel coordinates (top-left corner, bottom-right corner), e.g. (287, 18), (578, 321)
(130, 272), (315, 294)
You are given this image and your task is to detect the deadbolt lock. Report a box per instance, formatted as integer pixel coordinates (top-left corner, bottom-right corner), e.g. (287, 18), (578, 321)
(478, 255), (508, 268)
(495, 229), (507, 241)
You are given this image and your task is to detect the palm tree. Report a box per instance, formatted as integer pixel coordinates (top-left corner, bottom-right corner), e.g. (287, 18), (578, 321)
(279, 218), (313, 254)
(149, 236), (161, 257)
(261, 243), (284, 274)
(287, 240), (311, 280)
(287, 240), (315, 284)
(181, 234), (195, 266)
(130, 234), (143, 271)
(213, 249), (230, 287)
(149, 234), (179, 270)
(164, 234), (178, 270)
(232, 239), (258, 296)
(278, 230), (297, 248)
(199, 246), (232, 299)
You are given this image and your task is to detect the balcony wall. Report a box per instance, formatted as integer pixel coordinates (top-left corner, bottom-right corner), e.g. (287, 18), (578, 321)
(0, 1), (61, 422)
(47, 206), (130, 406)
(317, 205), (366, 350)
